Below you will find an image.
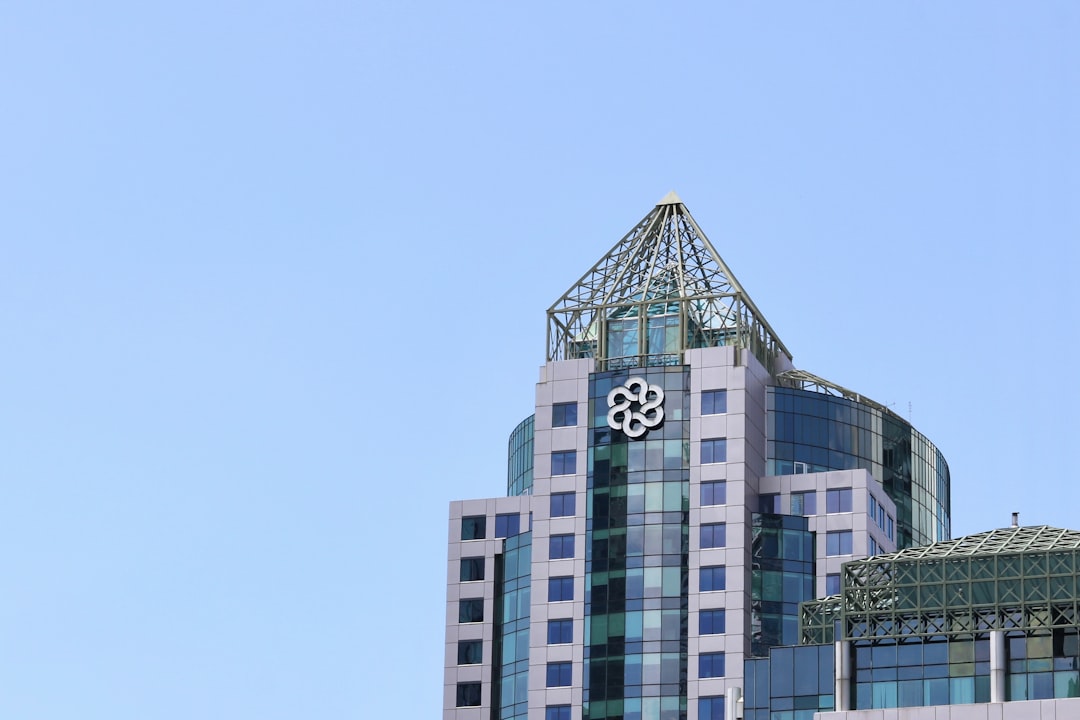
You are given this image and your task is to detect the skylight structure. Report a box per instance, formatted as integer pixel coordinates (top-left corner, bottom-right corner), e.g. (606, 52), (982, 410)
(546, 192), (792, 373)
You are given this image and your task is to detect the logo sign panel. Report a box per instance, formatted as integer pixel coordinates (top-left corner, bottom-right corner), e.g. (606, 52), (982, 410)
(606, 377), (665, 438)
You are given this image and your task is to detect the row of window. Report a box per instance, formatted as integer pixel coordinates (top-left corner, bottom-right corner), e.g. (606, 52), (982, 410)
(549, 390), (727, 431)
(460, 513), (523, 541)
(868, 495), (895, 542)
(759, 487), (854, 515)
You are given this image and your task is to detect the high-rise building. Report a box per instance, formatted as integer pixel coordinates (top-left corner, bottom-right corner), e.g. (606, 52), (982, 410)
(443, 193), (952, 720)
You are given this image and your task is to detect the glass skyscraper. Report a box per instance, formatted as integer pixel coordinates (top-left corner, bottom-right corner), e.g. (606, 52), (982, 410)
(443, 193), (952, 720)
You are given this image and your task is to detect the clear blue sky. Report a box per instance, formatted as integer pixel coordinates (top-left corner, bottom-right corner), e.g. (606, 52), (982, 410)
(1, 2), (1077, 717)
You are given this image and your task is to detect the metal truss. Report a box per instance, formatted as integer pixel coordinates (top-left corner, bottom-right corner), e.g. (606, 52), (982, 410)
(546, 192), (792, 373)
(800, 526), (1080, 645)
(775, 368), (898, 419)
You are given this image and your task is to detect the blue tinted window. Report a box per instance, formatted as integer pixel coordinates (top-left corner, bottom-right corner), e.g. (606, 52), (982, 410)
(552, 402), (578, 427)
(461, 515), (486, 540)
(458, 598), (484, 623)
(547, 619), (573, 644)
(456, 682), (481, 707)
(699, 696), (725, 720)
(700, 652), (726, 678)
(701, 481), (726, 506)
(458, 640), (482, 664)
(459, 557), (485, 582)
(546, 661), (572, 687)
(548, 576), (574, 602)
(701, 523), (726, 549)
(551, 492), (576, 517)
(702, 438), (727, 464)
(495, 513), (521, 538)
(549, 534), (575, 559)
(826, 530), (852, 556)
(552, 451), (576, 475)
(546, 706), (571, 720)
(759, 493), (780, 513)
(826, 573), (841, 595)
(700, 609), (726, 634)
(826, 488), (852, 513)
(701, 566), (726, 591)
(702, 390), (728, 415)
(791, 491), (816, 515)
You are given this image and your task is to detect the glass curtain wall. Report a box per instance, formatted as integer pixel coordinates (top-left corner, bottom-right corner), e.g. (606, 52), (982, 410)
(751, 514), (816, 657)
(585, 367), (690, 720)
(493, 533), (532, 720)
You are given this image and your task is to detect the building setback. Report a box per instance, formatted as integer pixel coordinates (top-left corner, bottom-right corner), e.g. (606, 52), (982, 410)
(444, 193), (952, 720)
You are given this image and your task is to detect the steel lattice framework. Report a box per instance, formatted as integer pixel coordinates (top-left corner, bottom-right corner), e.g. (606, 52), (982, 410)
(801, 526), (1080, 645)
(546, 192), (792, 373)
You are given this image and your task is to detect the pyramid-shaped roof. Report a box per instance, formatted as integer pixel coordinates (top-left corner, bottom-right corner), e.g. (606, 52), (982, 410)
(546, 193), (791, 372)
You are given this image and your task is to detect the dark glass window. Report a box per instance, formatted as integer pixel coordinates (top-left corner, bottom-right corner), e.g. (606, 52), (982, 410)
(458, 640), (482, 665)
(700, 652), (726, 678)
(549, 576), (574, 602)
(702, 438), (727, 464)
(701, 523), (726, 549)
(547, 661), (572, 687)
(699, 695), (725, 720)
(791, 491), (816, 515)
(547, 619), (573, 644)
(551, 492), (576, 517)
(456, 682), (481, 707)
(826, 530), (853, 556)
(458, 598), (484, 623)
(702, 390), (728, 415)
(759, 493), (780, 513)
(826, 488), (852, 513)
(549, 534), (575, 559)
(826, 573), (841, 595)
(546, 706), (571, 720)
(552, 402), (578, 427)
(701, 566), (726, 591)
(495, 513), (521, 538)
(460, 557), (485, 582)
(700, 609), (726, 634)
(701, 481), (726, 506)
(552, 451), (577, 475)
(461, 515), (486, 540)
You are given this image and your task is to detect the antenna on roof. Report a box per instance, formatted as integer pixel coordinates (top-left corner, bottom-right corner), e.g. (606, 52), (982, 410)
(1011, 512), (1020, 528)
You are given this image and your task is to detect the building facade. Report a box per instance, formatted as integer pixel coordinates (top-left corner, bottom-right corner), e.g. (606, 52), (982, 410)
(444, 193), (951, 720)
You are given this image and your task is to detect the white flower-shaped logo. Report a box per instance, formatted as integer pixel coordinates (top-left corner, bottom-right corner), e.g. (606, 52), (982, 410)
(606, 377), (665, 438)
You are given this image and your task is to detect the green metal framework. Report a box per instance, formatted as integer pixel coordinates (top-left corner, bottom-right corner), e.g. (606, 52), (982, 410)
(801, 526), (1080, 645)
(546, 192), (792, 373)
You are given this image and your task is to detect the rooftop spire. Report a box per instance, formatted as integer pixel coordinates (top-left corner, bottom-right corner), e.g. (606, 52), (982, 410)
(547, 196), (791, 372)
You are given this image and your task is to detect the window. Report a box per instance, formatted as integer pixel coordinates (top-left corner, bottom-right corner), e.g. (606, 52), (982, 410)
(550, 492), (576, 517)
(459, 557), (485, 582)
(887, 516), (894, 541)
(826, 573), (841, 595)
(702, 389), (727, 415)
(549, 534), (575, 559)
(878, 503), (886, 531)
(700, 609), (725, 634)
(701, 523), (726, 549)
(701, 481), (726, 506)
(551, 451), (576, 475)
(868, 495), (877, 520)
(461, 515), (486, 540)
(869, 537), (879, 556)
(826, 530), (853, 556)
(826, 488), (852, 513)
(547, 619), (573, 644)
(546, 662), (572, 687)
(458, 598), (484, 623)
(791, 491), (816, 515)
(548, 576), (574, 602)
(699, 696), (725, 720)
(456, 682), (481, 707)
(552, 402), (578, 427)
(699, 652), (725, 678)
(701, 438), (727, 464)
(701, 566), (726, 591)
(458, 640), (482, 665)
(758, 493), (780, 513)
(546, 706), (571, 720)
(495, 513), (521, 538)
